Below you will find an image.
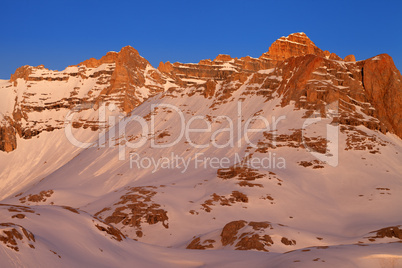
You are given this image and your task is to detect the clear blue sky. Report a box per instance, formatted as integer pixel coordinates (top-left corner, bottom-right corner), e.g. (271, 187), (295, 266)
(1, 0), (401, 79)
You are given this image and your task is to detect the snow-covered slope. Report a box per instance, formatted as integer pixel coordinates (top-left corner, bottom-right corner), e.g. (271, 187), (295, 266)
(1, 203), (401, 267)
(1, 33), (401, 267)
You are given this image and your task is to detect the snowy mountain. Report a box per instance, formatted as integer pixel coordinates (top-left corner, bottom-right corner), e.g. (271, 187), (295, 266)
(0, 32), (401, 267)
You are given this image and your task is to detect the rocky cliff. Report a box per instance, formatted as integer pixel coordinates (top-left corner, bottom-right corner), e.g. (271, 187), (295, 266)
(0, 46), (169, 152)
(1, 32), (401, 152)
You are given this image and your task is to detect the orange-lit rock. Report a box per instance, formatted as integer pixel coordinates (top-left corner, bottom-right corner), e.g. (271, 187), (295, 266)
(362, 54), (402, 136)
(344, 54), (356, 62)
(260, 32), (326, 62)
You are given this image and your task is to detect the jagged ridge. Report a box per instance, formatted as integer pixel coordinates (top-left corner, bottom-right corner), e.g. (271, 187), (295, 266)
(1, 32), (401, 154)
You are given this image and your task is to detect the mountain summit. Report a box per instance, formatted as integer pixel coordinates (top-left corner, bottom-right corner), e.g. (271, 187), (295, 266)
(262, 32), (327, 61)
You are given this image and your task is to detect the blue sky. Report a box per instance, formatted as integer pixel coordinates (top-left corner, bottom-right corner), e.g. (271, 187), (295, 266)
(1, 0), (401, 79)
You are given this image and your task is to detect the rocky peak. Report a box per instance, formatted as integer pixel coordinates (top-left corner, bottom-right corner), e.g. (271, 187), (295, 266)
(75, 45), (165, 113)
(78, 46), (144, 68)
(10, 65), (33, 83)
(344, 54), (356, 62)
(260, 32), (327, 61)
(214, 54), (234, 62)
(158, 61), (174, 73)
(78, 51), (118, 68)
(99, 45), (165, 113)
